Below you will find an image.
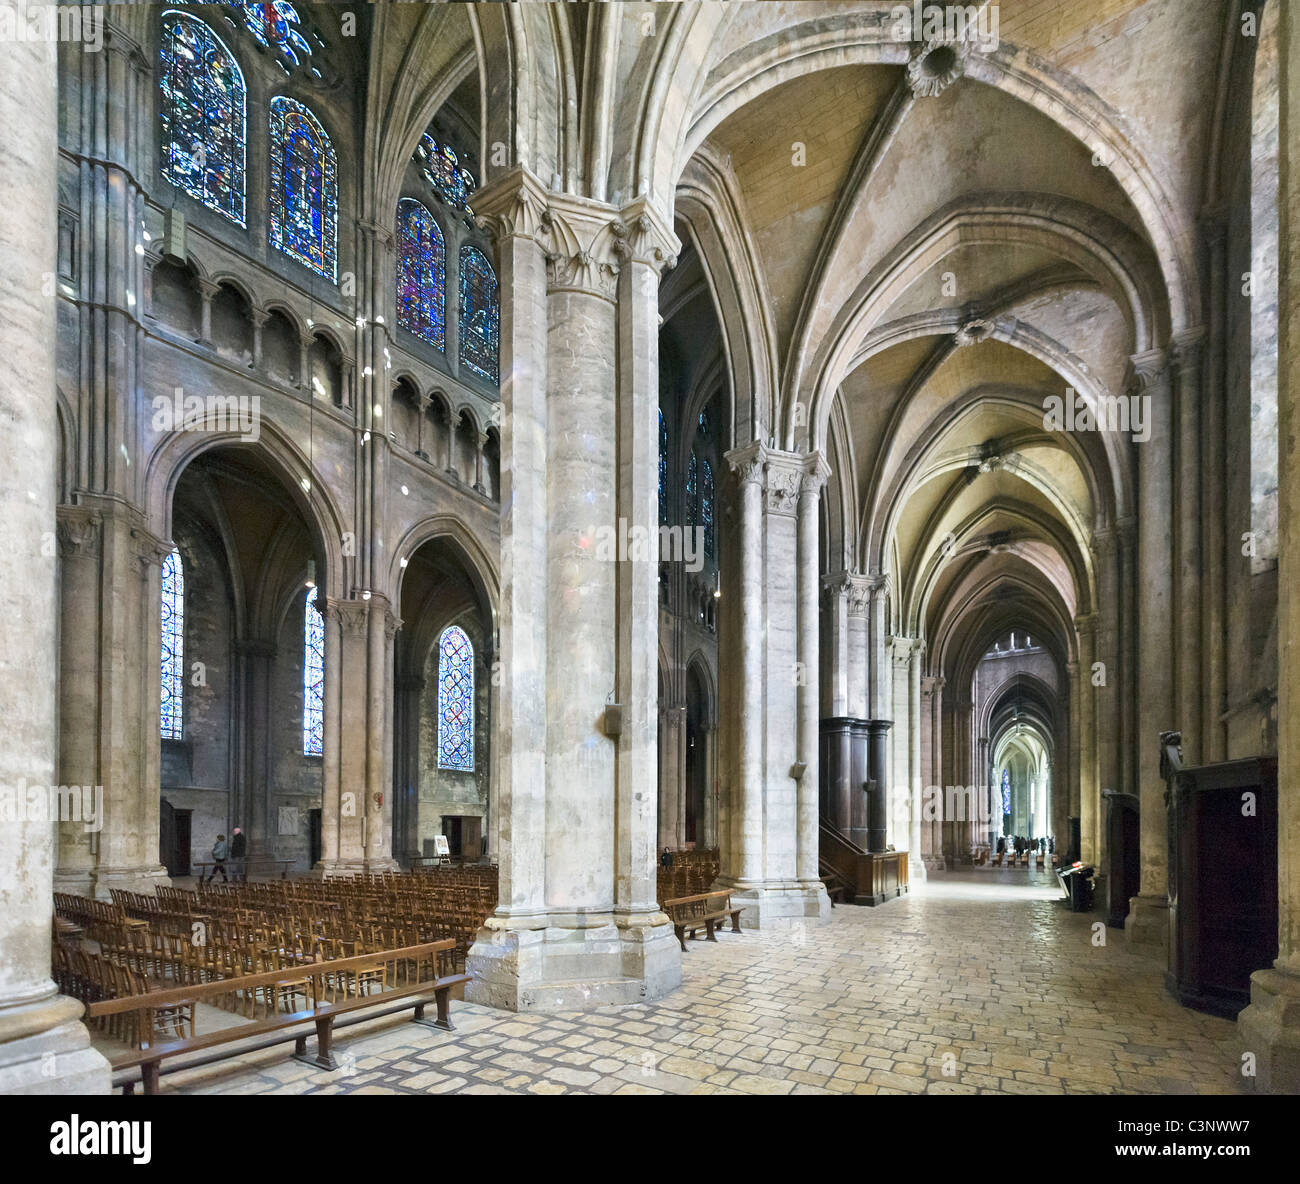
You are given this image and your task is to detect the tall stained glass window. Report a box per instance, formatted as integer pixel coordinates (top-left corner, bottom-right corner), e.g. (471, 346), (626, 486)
(396, 199), (445, 351)
(161, 547), (184, 739)
(160, 11), (246, 226)
(659, 409), (669, 527)
(437, 625), (474, 771)
(701, 458), (715, 558)
(269, 96), (337, 281)
(303, 586), (324, 756)
(686, 450), (699, 527)
(1001, 768), (1011, 818)
(458, 246), (499, 384)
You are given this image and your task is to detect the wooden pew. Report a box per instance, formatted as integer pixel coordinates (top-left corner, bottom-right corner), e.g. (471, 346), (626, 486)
(662, 890), (743, 952)
(87, 940), (465, 1095)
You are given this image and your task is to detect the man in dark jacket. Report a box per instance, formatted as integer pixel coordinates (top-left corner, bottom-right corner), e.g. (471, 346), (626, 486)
(230, 827), (247, 880)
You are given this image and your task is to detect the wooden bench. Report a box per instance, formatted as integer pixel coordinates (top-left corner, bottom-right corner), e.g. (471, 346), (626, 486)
(992, 852), (1003, 866)
(86, 940), (467, 1094)
(662, 890), (743, 952)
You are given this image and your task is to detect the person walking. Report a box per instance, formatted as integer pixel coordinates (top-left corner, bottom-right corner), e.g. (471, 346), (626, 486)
(208, 834), (229, 883)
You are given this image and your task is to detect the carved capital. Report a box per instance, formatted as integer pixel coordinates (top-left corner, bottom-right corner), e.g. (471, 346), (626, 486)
(471, 166), (550, 241)
(384, 610), (403, 642)
(540, 196), (627, 300)
(130, 526), (173, 575)
(611, 197), (680, 277)
(1127, 348), (1168, 393)
(325, 597), (369, 638)
(764, 466), (803, 517)
(725, 441), (766, 489)
(56, 507), (102, 559)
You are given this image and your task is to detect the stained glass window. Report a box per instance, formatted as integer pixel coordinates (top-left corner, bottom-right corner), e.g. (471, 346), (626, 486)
(459, 246), (499, 384)
(303, 586), (324, 756)
(701, 458), (715, 558)
(396, 199), (445, 351)
(659, 408), (669, 527)
(413, 133), (476, 220)
(1001, 768), (1011, 818)
(698, 408), (710, 438)
(161, 547), (184, 739)
(437, 625), (474, 771)
(230, 2), (320, 75)
(160, 12), (246, 226)
(269, 96), (337, 281)
(686, 449), (699, 527)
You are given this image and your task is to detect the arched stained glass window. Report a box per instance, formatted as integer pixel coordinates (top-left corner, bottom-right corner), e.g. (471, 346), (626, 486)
(269, 96), (337, 281)
(1001, 768), (1011, 818)
(160, 11), (246, 226)
(458, 246), (499, 384)
(659, 408), (669, 527)
(686, 449), (699, 527)
(161, 547), (185, 739)
(303, 586), (324, 756)
(701, 458), (715, 558)
(396, 199), (445, 351)
(437, 625), (474, 771)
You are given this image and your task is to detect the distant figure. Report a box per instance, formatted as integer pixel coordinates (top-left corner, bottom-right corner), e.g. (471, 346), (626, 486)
(1049, 835), (1056, 854)
(208, 834), (229, 882)
(230, 827), (247, 881)
(996, 837), (1005, 854)
(660, 847), (674, 868)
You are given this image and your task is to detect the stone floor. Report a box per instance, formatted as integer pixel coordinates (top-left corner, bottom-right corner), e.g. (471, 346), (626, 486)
(160, 869), (1245, 1095)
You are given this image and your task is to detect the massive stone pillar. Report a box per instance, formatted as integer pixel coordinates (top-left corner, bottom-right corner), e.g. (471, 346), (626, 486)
(923, 675), (946, 868)
(718, 443), (830, 928)
(467, 174), (678, 1007)
(0, 27), (111, 1093)
(1127, 350), (1173, 948)
(317, 599), (371, 873)
(1239, 2), (1300, 1089)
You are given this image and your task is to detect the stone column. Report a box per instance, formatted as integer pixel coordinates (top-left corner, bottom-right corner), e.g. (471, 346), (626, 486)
(908, 642), (926, 881)
(1092, 527), (1123, 804)
(54, 509), (104, 895)
(1066, 658), (1082, 861)
(1075, 615), (1099, 866)
(465, 171), (550, 1002)
(796, 462), (829, 888)
(1127, 350), (1173, 948)
(233, 639), (276, 857)
(1239, 3), (1300, 1089)
(1171, 329), (1207, 764)
(926, 675), (946, 868)
(719, 443), (829, 927)
(317, 598), (370, 873)
(724, 443), (765, 888)
(0, 28), (111, 1092)
(468, 177), (678, 1008)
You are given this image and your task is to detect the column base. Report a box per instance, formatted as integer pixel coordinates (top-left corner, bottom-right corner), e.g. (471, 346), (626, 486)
(1237, 962), (1300, 1093)
(0, 993), (112, 1095)
(91, 865), (170, 901)
(713, 879), (831, 930)
(1124, 893), (1169, 950)
(52, 869), (96, 897)
(466, 910), (681, 1012)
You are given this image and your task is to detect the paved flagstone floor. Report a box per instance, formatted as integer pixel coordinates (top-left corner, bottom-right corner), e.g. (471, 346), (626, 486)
(162, 869), (1245, 1095)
